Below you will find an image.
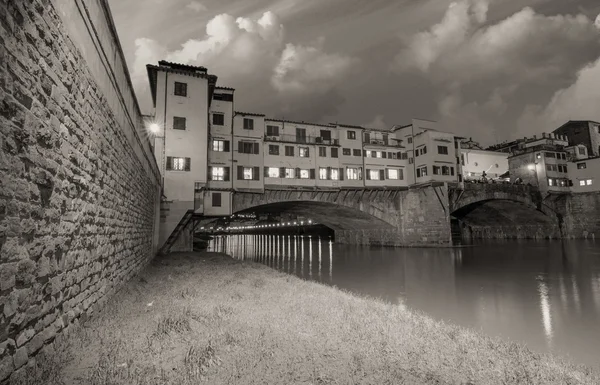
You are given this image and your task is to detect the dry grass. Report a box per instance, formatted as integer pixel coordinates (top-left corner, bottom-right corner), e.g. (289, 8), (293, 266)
(19, 251), (600, 385)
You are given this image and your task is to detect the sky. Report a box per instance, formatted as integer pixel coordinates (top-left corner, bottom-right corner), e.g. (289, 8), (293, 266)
(109, 0), (600, 146)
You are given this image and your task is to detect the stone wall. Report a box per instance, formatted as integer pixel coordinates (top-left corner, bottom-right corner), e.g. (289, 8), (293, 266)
(553, 192), (600, 239)
(0, 0), (161, 382)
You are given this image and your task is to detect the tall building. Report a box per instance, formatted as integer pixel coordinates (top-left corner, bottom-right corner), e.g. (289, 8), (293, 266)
(553, 120), (600, 157)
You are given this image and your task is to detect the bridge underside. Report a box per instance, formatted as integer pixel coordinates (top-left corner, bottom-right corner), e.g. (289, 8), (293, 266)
(236, 201), (394, 231)
(452, 200), (560, 240)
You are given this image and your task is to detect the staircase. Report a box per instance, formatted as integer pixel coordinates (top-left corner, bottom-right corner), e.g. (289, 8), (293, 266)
(158, 209), (194, 255)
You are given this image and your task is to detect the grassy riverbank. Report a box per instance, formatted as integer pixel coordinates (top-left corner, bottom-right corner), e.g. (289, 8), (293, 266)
(18, 252), (599, 384)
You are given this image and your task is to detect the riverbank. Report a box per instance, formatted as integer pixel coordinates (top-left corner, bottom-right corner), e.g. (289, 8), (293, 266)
(17, 252), (599, 384)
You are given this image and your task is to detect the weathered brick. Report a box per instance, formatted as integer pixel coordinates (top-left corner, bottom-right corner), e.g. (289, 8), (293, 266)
(0, 263), (17, 290)
(16, 329), (35, 347)
(13, 347), (27, 369)
(0, 355), (13, 382)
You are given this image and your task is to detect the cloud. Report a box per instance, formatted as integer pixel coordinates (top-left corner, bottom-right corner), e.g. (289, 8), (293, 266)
(363, 114), (387, 129)
(186, 1), (206, 13)
(393, 0), (600, 142)
(132, 11), (355, 121)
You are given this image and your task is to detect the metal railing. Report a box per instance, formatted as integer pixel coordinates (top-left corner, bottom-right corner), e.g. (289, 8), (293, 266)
(264, 134), (340, 146)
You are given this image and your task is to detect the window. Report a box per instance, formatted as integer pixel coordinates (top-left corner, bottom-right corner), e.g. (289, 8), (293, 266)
(409, 157), (414, 164)
(212, 140), (229, 152)
(167, 157), (190, 171)
(369, 170), (381, 180)
(407, 137), (413, 144)
(319, 167), (328, 180)
(353, 149), (362, 157)
(401, 152), (408, 160)
(343, 148), (351, 156)
(388, 169), (399, 180)
(368, 151), (382, 158)
(579, 147), (586, 155)
(423, 146), (427, 154)
(442, 166), (450, 175)
(296, 128), (307, 143)
(213, 93), (233, 102)
(347, 131), (356, 140)
(347, 167), (361, 180)
(285, 168), (294, 178)
(243, 167), (254, 180)
(268, 145), (279, 155)
(437, 146), (448, 155)
(285, 146), (294, 156)
(545, 152), (556, 158)
(548, 178), (554, 186)
(580, 180), (586, 186)
(577, 162), (586, 169)
(239, 141), (259, 154)
(299, 147), (309, 157)
(319, 147), (327, 157)
(243, 118), (254, 130)
(212, 192), (221, 207)
(320, 130), (331, 140)
(212, 113), (224, 126)
(331, 168), (339, 180)
(173, 116), (186, 130)
(266, 125), (279, 136)
(461, 154), (465, 166)
(416, 166), (427, 178)
(300, 169), (310, 179)
(210, 166), (226, 181)
(267, 167), (279, 178)
(433, 166), (440, 175)
(174, 82), (187, 96)
(331, 148), (338, 158)
(587, 179), (593, 186)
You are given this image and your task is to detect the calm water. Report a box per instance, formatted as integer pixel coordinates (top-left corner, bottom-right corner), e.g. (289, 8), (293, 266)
(208, 235), (600, 368)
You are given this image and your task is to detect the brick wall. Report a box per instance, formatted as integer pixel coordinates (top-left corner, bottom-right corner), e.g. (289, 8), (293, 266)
(557, 192), (600, 239)
(0, 0), (161, 381)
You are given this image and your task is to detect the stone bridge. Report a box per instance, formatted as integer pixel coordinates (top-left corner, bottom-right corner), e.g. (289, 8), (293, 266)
(232, 183), (563, 246)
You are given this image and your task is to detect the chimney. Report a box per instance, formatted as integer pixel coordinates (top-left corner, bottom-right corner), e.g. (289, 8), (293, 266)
(533, 135), (537, 139)
(542, 133), (546, 138)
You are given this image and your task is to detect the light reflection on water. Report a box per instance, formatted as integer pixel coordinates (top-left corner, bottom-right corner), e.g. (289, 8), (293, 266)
(208, 235), (600, 368)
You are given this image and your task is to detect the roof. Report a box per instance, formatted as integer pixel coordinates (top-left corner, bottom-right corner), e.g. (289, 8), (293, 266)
(157, 60), (207, 73)
(235, 111), (265, 117)
(333, 123), (365, 129)
(267, 118), (335, 128)
(216, 86), (235, 91)
(146, 64), (217, 107)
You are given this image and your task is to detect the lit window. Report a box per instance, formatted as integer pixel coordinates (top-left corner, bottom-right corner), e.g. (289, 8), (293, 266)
(212, 140), (226, 152)
(369, 170), (380, 180)
(577, 163), (586, 169)
(579, 180), (586, 186)
(548, 178), (554, 186)
(243, 167), (253, 180)
(299, 147), (309, 157)
(388, 169), (399, 180)
(318, 168), (327, 180)
(347, 167), (360, 180)
(173, 157), (186, 171)
(285, 168), (294, 178)
(331, 168), (339, 180)
(586, 179), (593, 186)
(268, 167), (279, 178)
(211, 167), (224, 181)
(416, 166), (427, 178)
(374, 151), (382, 158)
(300, 169), (310, 179)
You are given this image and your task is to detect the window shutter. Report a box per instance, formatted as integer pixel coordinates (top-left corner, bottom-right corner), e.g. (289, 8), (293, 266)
(382, 152), (387, 159)
(358, 167), (363, 180)
(264, 167), (268, 178)
(366, 169), (371, 180)
(208, 166), (213, 181)
(364, 133), (370, 143)
(224, 141), (230, 152)
(363, 149), (367, 157)
(295, 168), (300, 178)
(306, 148), (310, 157)
(380, 169), (385, 180)
(238, 141), (243, 153)
(310, 169), (315, 179)
(166, 156), (173, 170)
(237, 166), (243, 180)
(253, 142), (259, 154)
(339, 168), (344, 181)
(399, 169), (404, 180)
(184, 157), (191, 171)
(279, 167), (285, 178)
(326, 167), (331, 180)
(224, 167), (230, 181)
(253, 166), (260, 180)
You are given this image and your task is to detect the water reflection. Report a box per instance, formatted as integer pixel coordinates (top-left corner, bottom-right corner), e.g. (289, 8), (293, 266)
(208, 236), (600, 368)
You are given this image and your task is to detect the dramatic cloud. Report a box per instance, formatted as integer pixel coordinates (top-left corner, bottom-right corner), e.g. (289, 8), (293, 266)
(363, 114), (387, 129)
(131, 11), (355, 121)
(393, 0), (600, 143)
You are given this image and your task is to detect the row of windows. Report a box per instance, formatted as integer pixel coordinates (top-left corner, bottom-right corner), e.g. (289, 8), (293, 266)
(165, 157), (190, 171)
(211, 113), (254, 130)
(208, 166), (406, 182)
(546, 164), (568, 173)
(547, 178), (569, 187)
(416, 165), (456, 178)
(415, 146), (427, 156)
(545, 152), (567, 160)
(578, 179), (593, 186)
(208, 166), (261, 181)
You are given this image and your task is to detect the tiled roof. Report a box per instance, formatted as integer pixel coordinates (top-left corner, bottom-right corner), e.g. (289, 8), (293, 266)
(235, 111), (265, 117)
(216, 86), (235, 91)
(157, 60), (207, 72)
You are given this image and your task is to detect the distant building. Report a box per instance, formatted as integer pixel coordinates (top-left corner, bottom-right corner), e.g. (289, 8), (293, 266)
(460, 149), (509, 182)
(569, 156), (600, 192)
(553, 120), (600, 158)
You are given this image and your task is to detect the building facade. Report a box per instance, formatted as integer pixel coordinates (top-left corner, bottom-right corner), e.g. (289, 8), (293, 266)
(553, 120), (600, 158)
(461, 149), (509, 182)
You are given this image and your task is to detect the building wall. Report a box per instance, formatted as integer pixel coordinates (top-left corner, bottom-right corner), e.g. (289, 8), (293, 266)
(509, 150), (570, 194)
(0, 0), (161, 381)
(233, 114), (264, 192)
(337, 126), (365, 188)
(554, 121), (600, 157)
(461, 150), (509, 180)
(568, 157), (600, 192)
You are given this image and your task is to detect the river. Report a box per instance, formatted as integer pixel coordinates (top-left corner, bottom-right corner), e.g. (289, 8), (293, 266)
(208, 235), (600, 368)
